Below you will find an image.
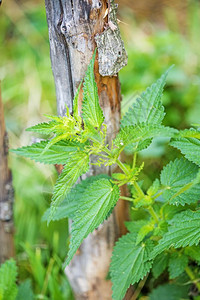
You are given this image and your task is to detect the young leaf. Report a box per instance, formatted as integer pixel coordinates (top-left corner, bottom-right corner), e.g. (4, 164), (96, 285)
(82, 50), (104, 128)
(136, 222), (154, 245)
(42, 174), (110, 221)
(110, 233), (153, 300)
(151, 210), (200, 259)
(160, 158), (200, 205)
(121, 68), (171, 128)
(125, 220), (147, 233)
(170, 137), (200, 166)
(168, 252), (188, 279)
(65, 179), (120, 266)
(152, 253), (169, 279)
(11, 140), (84, 165)
(49, 151), (89, 223)
(0, 259), (18, 300)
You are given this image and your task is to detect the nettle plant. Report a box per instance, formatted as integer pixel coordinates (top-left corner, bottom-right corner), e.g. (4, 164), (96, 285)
(13, 52), (200, 299)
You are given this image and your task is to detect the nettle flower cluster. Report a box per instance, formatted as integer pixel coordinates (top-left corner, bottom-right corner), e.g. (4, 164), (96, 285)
(13, 52), (200, 300)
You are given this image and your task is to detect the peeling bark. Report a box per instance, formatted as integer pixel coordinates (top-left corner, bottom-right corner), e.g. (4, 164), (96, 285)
(45, 1), (129, 299)
(0, 86), (15, 264)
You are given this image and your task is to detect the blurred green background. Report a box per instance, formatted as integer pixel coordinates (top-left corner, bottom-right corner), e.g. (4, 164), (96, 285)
(0, 0), (200, 298)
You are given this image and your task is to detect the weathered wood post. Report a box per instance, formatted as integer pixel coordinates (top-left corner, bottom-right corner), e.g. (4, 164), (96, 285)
(0, 86), (15, 263)
(45, 1), (130, 298)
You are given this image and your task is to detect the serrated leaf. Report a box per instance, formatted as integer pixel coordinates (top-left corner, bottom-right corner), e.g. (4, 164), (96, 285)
(26, 121), (57, 134)
(152, 253), (169, 279)
(49, 151), (89, 223)
(110, 233), (153, 300)
(42, 174), (110, 221)
(121, 69), (171, 128)
(170, 137), (200, 166)
(0, 259), (18, 300)
(160, 158), (200, 206)
(149, 283), (189, 300)
(151, 210), (200, 259)
(114, 124), (177, 149)
(11, 140), (83, 165)
(65, 179), (119, 266)
(168, 252), (188, 279)
(124, 138), (153, 154)
(177, 128), (200, 139)
(82, 50), (104, 128)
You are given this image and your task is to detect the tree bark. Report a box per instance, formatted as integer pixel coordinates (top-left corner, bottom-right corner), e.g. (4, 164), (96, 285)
(0, 85), (15, 264)
(45, 1), (129, 299)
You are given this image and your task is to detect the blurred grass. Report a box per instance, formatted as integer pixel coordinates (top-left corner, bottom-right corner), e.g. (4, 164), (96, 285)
(0, 0), (200, 298)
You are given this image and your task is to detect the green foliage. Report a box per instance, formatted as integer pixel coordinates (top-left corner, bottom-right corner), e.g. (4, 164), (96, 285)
(170, 137), (200, 166)
(65, 179), (120, 266)
(149, 283), (189, 300)
(0, 259), (18, 300)
(13, 53), (200, 300)
(160, 158), (200, 205)
(49, 151), (89, 222)
(16, 280), (34, 300)
(152, 253), (169, 279)
(152, 210), (200, 258)
(110, 233), (153, 300)
(82, 50), (104, 128)
(11, 140), (84, 165)
(120, 69), (168, 128)
(168, 252), (188, 279)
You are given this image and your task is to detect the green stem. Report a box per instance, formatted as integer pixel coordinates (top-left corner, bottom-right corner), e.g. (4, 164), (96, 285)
(152, 190), (164, 200)
(148, 206), (159, 223)
(120, 196), (134, 202)
(133, 181), (145, 197)
(185, 266), (200, 292)
(116, 158), (129, 174)
(132, 152), (137, 170)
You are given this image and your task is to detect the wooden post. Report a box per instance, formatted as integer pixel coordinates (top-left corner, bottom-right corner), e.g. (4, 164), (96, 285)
(45, 1), (130, 298)
(0, 86), (15, 263)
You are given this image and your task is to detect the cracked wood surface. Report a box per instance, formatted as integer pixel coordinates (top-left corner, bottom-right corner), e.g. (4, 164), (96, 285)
(0, 86), (15, 264)
(45, 1), (129, 299)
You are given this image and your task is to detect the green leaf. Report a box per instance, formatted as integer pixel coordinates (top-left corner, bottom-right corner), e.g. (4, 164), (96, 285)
(16, 280), (34, 300)
(136, 222), (154, 245)
(170, 137), (200, 166)
(160, 158), (200, 205)
(82, 50), (104, 128)
(147, 179), (160, 197)
(73, 82), (82, 120)
(0, 259), (18, 300)
(184, 245), (200, 263)
(149, 283), (189, 300)
(121, 69), (171, 128)
(42, 174), (110, 222)
(114, 124), (177, 149)
(151, 210), (200, 259)
(168, 252), (188, 279)
(110, 233), (153, 300)
(125, 220), (147, 233)
(11, 140), (84, 165)
(65, 179), (119, 266)
(152, 253), (169, 279)
(26, 121), (58, 134)
(49, 151), (89, 223)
